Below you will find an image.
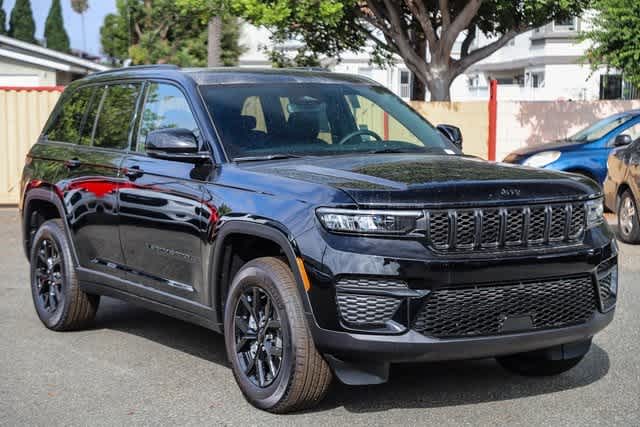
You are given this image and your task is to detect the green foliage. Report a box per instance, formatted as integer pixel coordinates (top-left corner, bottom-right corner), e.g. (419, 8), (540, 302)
(45, 0), (70, 52)
(9, 0), (36, 43)
(101, 0), (244, 67)
(100, 0), (210, 66)
(0, 0), (7, 35)
(584, 0), (640, 88)
(220, 16), (247, 66)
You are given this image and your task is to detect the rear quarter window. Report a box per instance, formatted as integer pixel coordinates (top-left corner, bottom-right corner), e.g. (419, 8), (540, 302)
(45, 86), (93, 143)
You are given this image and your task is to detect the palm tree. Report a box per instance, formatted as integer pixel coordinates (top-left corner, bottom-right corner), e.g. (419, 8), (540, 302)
(70, 0), (88, 52)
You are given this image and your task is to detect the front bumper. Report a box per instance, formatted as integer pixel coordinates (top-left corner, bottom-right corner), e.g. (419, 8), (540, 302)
(297, 224), (617, 363)
(309, 309), (614, 363)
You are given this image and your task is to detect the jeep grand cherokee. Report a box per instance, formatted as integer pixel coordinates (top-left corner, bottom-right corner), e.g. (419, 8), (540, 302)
(20, 66), (617, 413)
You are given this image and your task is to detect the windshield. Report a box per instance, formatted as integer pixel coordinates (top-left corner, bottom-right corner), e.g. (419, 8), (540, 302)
(568, 114), (635, 142)
(200, 83), (455, 160)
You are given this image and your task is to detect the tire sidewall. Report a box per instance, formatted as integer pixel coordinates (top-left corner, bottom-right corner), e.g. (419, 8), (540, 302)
(29, 221), (74, 329)
(224, 264), (297, 409)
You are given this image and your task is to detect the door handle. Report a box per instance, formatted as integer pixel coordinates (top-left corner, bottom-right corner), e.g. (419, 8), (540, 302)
(64, 158), (81, 169)
(124, 165), (144, 180)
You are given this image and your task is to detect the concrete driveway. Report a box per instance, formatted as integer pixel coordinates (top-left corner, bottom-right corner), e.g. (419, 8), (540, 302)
(1, 208), (639, 426)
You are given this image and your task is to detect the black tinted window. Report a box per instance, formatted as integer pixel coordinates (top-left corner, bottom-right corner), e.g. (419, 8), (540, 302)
(79, 86), (105, 146)
(46, 86), (93, 143)
(137, 83), (199, 152)
(93, 83), (141, 150)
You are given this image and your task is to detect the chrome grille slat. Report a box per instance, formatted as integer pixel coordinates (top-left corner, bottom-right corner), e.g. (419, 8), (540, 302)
(426, 202), (586, 253)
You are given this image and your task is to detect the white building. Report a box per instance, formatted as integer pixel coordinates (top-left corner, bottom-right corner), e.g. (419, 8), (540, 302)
(0, 35), (108, 87)
(238, 14), (634, 102)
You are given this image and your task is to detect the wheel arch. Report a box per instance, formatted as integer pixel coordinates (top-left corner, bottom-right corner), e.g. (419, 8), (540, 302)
(210, 220), (311, 326)
(22, 187), (77, 265)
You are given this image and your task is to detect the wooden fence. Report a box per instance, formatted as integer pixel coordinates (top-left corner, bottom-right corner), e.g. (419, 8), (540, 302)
(0, 87), (62, 204)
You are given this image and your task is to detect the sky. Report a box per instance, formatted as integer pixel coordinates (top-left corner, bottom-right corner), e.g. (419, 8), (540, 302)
(2, 0), (117, 55)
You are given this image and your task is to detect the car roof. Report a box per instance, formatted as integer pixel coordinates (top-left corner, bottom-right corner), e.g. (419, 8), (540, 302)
(75, 64), (379, 87)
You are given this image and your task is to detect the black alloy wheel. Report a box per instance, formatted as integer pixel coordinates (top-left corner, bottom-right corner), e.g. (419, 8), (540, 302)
(33, 238), (64, 313)
(233, 286), (284, 388)
(30, 219), (100, 330)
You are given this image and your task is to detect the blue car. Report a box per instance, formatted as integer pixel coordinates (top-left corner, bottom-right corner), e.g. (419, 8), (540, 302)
(503, 110), (640, 184)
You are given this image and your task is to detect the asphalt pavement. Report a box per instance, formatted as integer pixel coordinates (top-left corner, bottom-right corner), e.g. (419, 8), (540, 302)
(1, 208), (639, 426)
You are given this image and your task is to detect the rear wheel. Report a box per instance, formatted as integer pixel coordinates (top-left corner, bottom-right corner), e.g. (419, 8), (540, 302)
(224, 257), (332, 413)
(30, 219), (100, 330)
(617, 190), (640, 243)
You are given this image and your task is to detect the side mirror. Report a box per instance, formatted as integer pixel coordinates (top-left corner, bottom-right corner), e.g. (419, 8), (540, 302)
(437, 124), (463, 150)
(614, 133), (632, 147)
(145, 128), (210, 163)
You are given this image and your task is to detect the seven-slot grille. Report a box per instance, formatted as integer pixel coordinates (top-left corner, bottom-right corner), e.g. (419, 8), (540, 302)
(427, 202), (586, 252)
(412, 276), (597, 338)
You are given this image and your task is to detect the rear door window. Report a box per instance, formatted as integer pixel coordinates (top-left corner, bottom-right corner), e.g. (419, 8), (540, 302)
(93, 83), (142, 150)
(46, 86), (93, 143)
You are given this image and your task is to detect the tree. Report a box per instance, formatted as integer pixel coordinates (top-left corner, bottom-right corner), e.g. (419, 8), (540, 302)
(220, 16), (247, 66)
(45, 0), (71, 52)
(0, 0), (7, 35)
(180, 0), (589, 101)
(101, 0), (246, 67)
(100, 0), (209, 67)
(9, 0), (36, 44)
(584, 0), (640, 90)
(71, 0), (89, 52)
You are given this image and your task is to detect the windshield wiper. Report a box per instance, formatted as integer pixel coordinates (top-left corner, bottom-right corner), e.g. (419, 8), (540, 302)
(368, 148), (413, 154)
(233, 154), (304, 162)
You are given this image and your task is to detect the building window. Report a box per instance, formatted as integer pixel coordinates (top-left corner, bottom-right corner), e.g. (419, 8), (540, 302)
(553, 17), (577, 31)
(399, 70), (411, 98)
(526, 72), (545, 88)
(600, 75), (623, 100)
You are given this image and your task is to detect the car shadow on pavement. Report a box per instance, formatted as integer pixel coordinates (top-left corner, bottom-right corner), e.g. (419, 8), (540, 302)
(92, 297), (230, 368)
(92, 297), (610, 414)
(317, 344), (609, 413)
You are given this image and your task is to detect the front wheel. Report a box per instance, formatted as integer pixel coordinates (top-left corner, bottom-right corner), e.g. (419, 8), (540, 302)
(224, 257), (332, 413)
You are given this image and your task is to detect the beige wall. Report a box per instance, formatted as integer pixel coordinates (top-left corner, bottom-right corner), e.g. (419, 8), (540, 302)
(410, 101), (489, 159)
(496, 100), (640, 161)
(0, 88), (61, 204)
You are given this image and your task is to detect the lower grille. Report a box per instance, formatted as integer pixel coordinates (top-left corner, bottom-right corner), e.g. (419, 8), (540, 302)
(336, 294), (400, 325)
(597, 259), (617, 312)
(413, 276), (597, 338)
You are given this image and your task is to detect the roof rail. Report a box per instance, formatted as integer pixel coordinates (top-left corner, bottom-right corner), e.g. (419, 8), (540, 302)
(91, 64), (180, 77)
(286, 66), (330, 72)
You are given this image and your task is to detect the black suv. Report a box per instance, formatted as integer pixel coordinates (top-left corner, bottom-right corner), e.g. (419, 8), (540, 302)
(20, 66), (617, 413)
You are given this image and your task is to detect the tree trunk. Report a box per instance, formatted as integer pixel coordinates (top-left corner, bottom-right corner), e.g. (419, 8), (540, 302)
(207, 16), (222, 67)
(427, 75), (453, 101)
(411, 74), (426, 101)
(410, 35), (427, 101)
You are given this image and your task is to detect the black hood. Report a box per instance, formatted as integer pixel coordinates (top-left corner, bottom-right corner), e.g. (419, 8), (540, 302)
(242, 154), (601, 207)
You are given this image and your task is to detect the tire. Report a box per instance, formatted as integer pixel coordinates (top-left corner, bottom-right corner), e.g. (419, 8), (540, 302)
(496, 352), (585, 377)
(30, 219), (100, 331)
(224, 257), (332, 413)
(617, 190), (640, 243)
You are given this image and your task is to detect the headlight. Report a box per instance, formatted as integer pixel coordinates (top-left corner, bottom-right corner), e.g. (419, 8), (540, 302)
(523, 151), (561, 168)
(316, 208), (422, 235)
(585, 198), (604, 229)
